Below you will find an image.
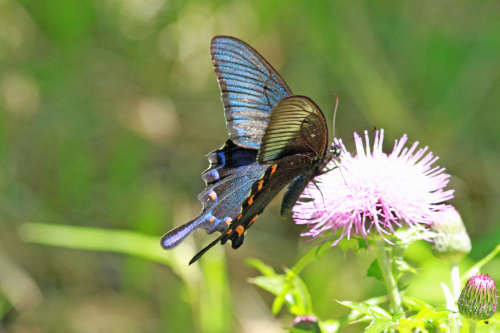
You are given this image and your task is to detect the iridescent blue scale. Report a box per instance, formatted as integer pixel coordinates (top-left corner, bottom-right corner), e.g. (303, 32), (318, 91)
(161, 36), (340, 264)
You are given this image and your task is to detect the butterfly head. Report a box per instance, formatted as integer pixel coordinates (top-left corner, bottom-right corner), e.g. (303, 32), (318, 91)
(328, 144), (342, 158)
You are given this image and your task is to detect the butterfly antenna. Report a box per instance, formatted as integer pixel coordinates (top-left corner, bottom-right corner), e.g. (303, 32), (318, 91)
(332, 94), (339, 142)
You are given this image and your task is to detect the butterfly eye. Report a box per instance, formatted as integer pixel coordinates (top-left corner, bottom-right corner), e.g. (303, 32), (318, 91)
(329, 145), (342, 158)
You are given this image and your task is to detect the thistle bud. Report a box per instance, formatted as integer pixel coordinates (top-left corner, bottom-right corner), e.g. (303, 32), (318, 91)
(292, 315), (321, 332)
(430, 207), (471, 264)
(458, 274), (498, 322)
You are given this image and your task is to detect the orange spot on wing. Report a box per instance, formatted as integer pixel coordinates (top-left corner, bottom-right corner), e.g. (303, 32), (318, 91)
(208, 191), (217, 201)
(257, 180), (264, 191)
(209, 217), (216, 222)
(270, 164), (277, 174)
(237, 214), (242, 220)
(236, 226), (244, 236)
(248, 214), (259, 227)
(247, 195), (254, 206)
(226, 229), (232, 234)
(225, 217), (232, 225)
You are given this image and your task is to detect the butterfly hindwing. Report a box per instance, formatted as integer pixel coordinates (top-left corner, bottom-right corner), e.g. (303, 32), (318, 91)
(211, 36), (293, 149)
(190, 153), (316, 264)
(161, 140), (268, 249)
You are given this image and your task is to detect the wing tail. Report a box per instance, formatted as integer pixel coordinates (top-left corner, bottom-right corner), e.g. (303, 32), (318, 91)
(189, 234), (224, 265)
(160, 219), (201, 250)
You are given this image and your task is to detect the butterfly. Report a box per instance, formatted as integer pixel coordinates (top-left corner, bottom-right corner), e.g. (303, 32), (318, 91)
(161, 36), (341, 264)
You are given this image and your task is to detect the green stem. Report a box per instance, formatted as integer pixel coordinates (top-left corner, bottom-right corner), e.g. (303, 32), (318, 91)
(469, 320), (477, 333)
(449, 263), (460, 333)
(450, 263), (460, 301)
(374, 238), (403, 314)
(449, 310), (460, 333)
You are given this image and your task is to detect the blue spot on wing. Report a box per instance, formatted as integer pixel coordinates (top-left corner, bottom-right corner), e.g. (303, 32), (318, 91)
(211, 36), (292, 149)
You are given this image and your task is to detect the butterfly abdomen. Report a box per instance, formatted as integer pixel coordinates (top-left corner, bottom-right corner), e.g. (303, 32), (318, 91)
(280, 170), (317, 218)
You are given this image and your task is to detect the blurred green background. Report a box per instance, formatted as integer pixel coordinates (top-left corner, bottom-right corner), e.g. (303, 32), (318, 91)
(1, 0), (499, 332)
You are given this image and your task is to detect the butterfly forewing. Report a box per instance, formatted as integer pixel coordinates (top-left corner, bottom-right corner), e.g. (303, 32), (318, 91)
(211, 36), (293, 149)
(258, 96), (329, 163)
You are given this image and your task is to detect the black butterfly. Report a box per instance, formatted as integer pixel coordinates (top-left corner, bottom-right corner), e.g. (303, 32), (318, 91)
(161, 36), (341, 264)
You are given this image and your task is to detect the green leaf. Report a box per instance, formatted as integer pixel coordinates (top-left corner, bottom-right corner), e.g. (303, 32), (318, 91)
(290, 239), (334, 275)
(461, 244), (500, 284)
(337, 301), (393, 333)
(414, 307), (450, 321)
(366, 259), (383, 281)
(396, 318), (429, 332)
(336, 300), (371, 317)
(20, 222), (171, 264)
(342, 296), (387, 322)
(393, 258), (417, 278)
(318, 320), (340, 333)
(246, 258), (276, 276)
(370, 306), (392, 320)
(272, 268), (312, 315)
(338, 238), (361, 253)
(251, 275), (285, 295)
(394, 228), (436, 247)
(250, 266), (312, 316)
(365, 318), (393, 333)
(336, 300), (390, 319)
(441, 282), (456, 312)
(402, 296), (434, 312)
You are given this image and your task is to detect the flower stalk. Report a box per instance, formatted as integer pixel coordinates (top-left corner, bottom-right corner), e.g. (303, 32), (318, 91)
(450, 263), (460, 302)
(374, 238), (403, 314)
(449, 263), (461, 333)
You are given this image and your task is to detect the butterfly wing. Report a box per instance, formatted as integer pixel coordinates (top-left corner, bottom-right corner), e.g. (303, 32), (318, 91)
(259, 95), (330, 218)
(211, 36), (293, 149)
(160, 140), (268, 249)
(189, 96), (330, 263)
(258, 95), (329, 162)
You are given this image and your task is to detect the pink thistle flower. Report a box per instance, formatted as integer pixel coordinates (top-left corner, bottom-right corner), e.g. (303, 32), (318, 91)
(458, 273), (498, 322)
(292, 129), (454, 245)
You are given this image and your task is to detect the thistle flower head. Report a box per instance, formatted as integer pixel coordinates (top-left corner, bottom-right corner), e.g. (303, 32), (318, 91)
(292, 130), (454, 245)
(292, 315), (321, 332)
(430, 206), (471, 264)
(458, 274), (498, 322)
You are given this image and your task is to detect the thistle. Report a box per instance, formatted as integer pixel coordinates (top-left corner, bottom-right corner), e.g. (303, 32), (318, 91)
(458, 274), (498, 322)
(292, 129), (454, 245)
(430, 206), (471, 264)
(292, 315), (321, 333)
